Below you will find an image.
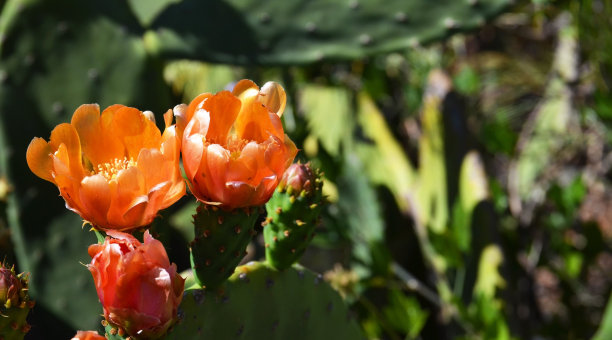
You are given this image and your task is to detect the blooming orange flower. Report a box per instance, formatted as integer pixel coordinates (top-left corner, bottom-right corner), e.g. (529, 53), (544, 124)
(88, 231), (184, 338)
(175, 79), (297, 209)
(71, 331), (105, 340)
(26, 104), (185, 231)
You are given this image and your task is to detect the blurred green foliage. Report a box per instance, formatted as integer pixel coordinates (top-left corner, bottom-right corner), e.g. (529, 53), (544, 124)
(1, 0), (612, 339)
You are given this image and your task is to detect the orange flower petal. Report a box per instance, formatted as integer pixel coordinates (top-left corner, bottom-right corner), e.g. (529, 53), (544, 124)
(232, 79), (259, 99)
(26, 137), (54, 182)
(71, 104), (123, 166)
(163, 109), (173, 128)
(160, 125), (180, 161)
(224, 181), (257, 207)
(144, 181), (172, 218)
(80, 174), (112, 227)
(235, 99), (284, 143)
(112, 107), (162, 160)
(121, 195), (149, 229)
(107, 167), (146, 227)
(182, 93), (213, 131)
(202, 91), (241, 142)
(227, 142), (259, 184)
(160, 180), (185, 209)
(51, 144), (82, 211)
(136, 149), (168, 191)
(205, 144), (230, 202)
(49, 123), (84, 178)
(183, 135), (205, 182)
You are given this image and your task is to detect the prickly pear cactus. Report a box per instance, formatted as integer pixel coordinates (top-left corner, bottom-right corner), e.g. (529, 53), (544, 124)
(150, 0), (511, 65)
(168, 262), (364, 339)
(104, 262), (364, 339)
(0, 0), (172, 332)
(264, 163), (324, 270)
(0, 265), (34, 340)
(190, 204), (260, 289)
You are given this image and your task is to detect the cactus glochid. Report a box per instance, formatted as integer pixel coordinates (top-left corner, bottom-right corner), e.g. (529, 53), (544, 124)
(264, 163), (324, 270)
(0, 263), (34, 340)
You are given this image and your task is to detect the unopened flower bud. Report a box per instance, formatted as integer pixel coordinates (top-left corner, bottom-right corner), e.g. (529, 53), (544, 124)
(88, 231), (185, 339)
(280, 163), (316, 195)
(0, 266), (22, 308)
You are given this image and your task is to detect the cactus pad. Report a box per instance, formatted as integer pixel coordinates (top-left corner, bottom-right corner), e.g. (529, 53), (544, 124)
(151, 0), (511, 65)
(264, 165), (324, 270)
(167, 262), (365, 339)
(190, 204), (260, 289)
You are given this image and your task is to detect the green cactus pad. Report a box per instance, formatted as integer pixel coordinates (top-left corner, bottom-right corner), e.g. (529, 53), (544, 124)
(167, 262), (365, 339)
(150, 0), (511, 65)
(190, 204), (260, 290)
(0, 270), (34, 340)
(264, 172), (324, 270)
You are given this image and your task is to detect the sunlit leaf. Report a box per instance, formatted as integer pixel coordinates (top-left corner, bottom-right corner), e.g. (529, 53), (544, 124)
(474, 245), (505, 298)
(164, 60), (238, 102)
(453, 151), (489, 251)
(416, 70), (450, 233)
(301, 85), (353, 157)
(355, 92), (415, 212)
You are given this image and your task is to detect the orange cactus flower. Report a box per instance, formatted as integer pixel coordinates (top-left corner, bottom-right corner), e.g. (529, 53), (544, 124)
(26, 104), (185, 231)
(175, 79), (297, 209)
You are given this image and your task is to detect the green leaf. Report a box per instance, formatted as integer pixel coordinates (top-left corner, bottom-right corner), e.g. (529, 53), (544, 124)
(452, 151), (489, 251)
(301, 85), (353, 157)
(514, 79), (576, 201)
(453, 65), (481, 95)
(383, 290), (429, 338)
(336, 154), (386, 277)
(473, 245), (505, 299)
(593, 293), (612, 340)
(355, 92), (415, 212)
(127, 0), (181, 27)
(416, 71), (450, 233)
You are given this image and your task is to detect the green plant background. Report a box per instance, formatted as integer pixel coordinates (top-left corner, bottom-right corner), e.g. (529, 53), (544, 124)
(1, 0), (612, 339)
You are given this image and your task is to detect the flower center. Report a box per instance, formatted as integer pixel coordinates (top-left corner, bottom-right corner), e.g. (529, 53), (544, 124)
(93, 157), (136, 180)
(207, 135), (249, 160)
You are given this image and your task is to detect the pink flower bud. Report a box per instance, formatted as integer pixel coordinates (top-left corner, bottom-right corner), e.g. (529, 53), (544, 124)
(0, 266), (22, 308)
(280, 163), (316, 195)
(88, 231), (185, 338)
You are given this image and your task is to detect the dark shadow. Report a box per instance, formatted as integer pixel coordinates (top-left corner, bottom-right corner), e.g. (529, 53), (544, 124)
(152, 0), (261, 65)
(26, 302), (77, 340)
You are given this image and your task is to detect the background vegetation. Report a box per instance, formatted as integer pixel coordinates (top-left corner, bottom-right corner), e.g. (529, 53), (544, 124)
(1, 0), (611, 339)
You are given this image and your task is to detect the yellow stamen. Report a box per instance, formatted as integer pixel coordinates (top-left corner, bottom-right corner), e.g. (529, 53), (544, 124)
(207, 135), (249, 160)
(92, 157), (136, 180)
